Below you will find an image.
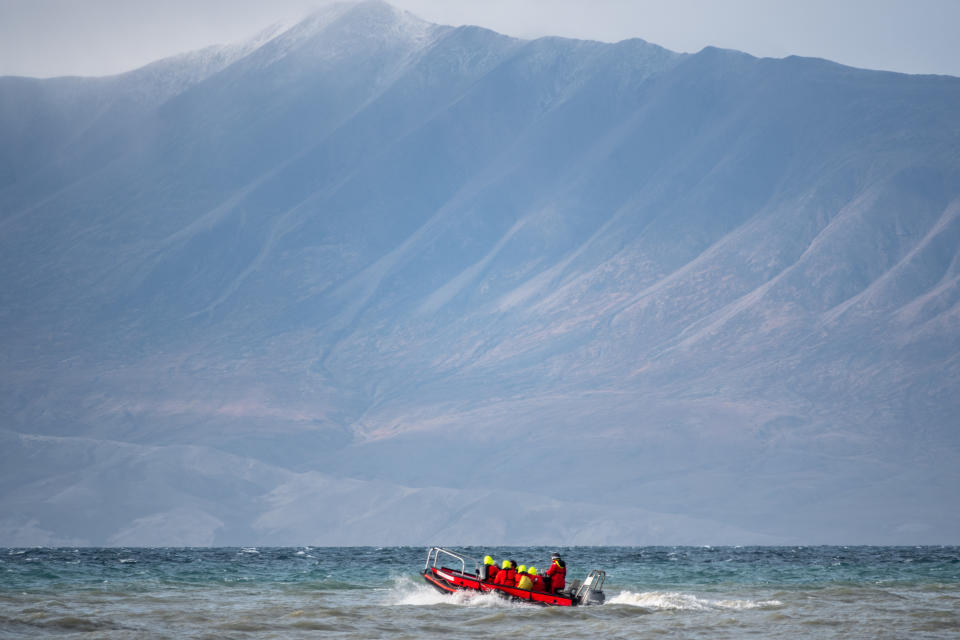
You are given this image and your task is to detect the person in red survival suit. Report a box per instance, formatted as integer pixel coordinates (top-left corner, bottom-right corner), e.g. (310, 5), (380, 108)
(528, 566), (546, 591)
(545, 553), (566, 593)
(494, 559), (516, 587)
(515, 565), (532, 590)
(481, 555), (499, 582)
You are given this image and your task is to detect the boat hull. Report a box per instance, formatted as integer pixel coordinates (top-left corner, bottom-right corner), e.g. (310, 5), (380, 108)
(423, 566), (577, 607)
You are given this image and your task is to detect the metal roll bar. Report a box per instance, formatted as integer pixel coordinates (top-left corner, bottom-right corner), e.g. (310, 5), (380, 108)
(424, 546), (474, 575)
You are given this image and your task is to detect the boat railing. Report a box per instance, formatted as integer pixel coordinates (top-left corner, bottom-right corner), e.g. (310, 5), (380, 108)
(424, 546), (474, 575)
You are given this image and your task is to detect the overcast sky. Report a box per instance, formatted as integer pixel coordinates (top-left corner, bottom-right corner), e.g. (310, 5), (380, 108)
(2, 0), (959, 78)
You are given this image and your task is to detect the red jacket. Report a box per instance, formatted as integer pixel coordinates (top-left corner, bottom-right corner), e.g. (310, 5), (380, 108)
(530, 574), (546, 591)
(494, 567), (516, 587)
(546, 561), (565, 592)
(484, 564), (499, 582)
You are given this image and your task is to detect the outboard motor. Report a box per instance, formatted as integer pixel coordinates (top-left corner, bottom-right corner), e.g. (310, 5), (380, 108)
(573, 570), (606, 605)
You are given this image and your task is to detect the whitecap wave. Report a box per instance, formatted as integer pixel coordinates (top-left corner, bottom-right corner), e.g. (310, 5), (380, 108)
(608, 591), (783, 611)
(384, 576), (530, 608)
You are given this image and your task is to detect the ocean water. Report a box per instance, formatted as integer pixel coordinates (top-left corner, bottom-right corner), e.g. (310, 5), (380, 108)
(1, 546), (958, 639)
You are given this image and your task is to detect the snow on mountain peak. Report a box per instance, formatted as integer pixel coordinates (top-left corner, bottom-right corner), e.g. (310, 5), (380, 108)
(239, 0), (440, 71)
(341, 0), (436, 44)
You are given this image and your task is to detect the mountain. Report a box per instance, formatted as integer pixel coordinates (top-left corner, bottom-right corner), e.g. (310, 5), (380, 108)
(2, 0), (958, 546)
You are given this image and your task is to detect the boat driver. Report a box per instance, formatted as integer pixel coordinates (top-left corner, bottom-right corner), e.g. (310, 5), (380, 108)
(546, 553), (566, 594)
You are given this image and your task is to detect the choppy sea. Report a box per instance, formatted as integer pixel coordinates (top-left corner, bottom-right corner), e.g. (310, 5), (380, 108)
(2, 546), (958, 638)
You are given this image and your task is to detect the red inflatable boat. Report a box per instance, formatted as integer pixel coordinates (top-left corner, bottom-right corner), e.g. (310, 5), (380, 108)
(422, 547), (606, 607)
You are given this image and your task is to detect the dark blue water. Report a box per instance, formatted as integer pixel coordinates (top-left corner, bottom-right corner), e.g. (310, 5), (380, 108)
(2, 546), (958, 638)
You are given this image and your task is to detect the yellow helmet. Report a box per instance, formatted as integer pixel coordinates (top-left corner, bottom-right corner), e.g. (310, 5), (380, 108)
(484, 555), (494, 565)
(501, 560), (511, 569)
(517, 565), (527, 573)
(528, 566), (537, 575)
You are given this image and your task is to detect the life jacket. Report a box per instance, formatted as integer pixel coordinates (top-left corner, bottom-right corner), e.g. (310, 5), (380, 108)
(546, 560), (566, 592)
(495, 567), (517, 587)
(531, 574), (546, 591)
(516, 573), (533, 590)
(485, 564), (499, 582)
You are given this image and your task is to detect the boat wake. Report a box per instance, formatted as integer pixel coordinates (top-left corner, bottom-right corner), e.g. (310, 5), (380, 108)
(385, 576), (531, 608)
(608, 591), (783, 611)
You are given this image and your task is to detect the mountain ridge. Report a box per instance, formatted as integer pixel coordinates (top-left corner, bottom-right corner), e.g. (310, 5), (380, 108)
(1, 0), (958, 545)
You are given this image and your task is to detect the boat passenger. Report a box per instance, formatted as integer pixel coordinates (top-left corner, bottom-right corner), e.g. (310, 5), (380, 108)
(546, 553), (566, 594)
(481, 555), (499, 582)
(528, 566), (545, 591)
(494, 560), (516, 587)
(515, 566), (533, 590)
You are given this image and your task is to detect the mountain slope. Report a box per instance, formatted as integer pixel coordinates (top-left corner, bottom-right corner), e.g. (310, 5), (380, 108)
(1, 0), (958, 545)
